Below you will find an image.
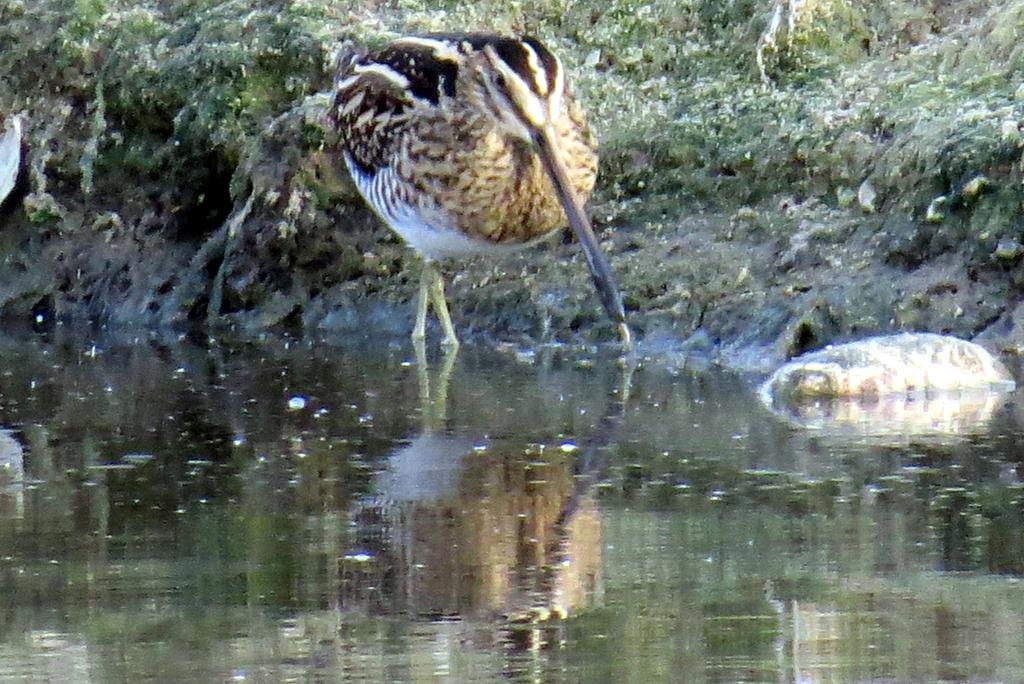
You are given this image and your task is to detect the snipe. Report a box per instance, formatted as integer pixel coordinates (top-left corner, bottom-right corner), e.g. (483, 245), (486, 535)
(328, 33), (631, 348)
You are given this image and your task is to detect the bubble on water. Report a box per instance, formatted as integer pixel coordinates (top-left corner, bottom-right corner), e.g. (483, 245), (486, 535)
(514, 349), (535, 364)
(287, 396), (307, 411)
(344, 552), (373, 562)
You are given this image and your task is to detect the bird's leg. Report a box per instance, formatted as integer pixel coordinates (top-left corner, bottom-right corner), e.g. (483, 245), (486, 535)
(413, 262), (431, 342)
(413, 328), (457, 432)
(426, 262), (460, 349)
(413, 261), (459, 348)
(435, 345), (457, 412)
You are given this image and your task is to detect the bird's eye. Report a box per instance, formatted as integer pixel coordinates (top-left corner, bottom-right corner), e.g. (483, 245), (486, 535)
(493, 74), (506, 89)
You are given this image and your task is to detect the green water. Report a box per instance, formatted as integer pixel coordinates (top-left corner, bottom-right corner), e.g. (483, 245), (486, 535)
(1, 328), (1023, 682)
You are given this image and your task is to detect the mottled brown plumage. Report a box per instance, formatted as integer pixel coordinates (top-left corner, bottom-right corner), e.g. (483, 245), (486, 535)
(328, 34), (629, 347)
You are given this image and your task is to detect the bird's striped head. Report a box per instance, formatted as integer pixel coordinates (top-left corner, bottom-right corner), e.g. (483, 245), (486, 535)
(467, 37), (628, 343)
(470, 37), (566, 145)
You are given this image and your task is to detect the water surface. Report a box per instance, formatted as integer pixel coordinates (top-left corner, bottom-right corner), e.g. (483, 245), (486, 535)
(1, 328), (1023, 682)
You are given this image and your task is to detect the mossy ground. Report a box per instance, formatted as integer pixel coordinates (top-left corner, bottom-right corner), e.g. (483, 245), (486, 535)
(0, 0), (1021, 369)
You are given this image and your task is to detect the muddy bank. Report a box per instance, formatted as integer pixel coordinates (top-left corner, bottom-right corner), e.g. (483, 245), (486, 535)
(0, 1), (1022, 371)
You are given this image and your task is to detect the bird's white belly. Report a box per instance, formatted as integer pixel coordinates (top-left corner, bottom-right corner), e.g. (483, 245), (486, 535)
(346, 154), (543, 260)
(390, 214), (538, 259)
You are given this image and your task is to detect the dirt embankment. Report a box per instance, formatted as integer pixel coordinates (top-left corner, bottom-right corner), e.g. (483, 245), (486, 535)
(0, 1), (1022, 370)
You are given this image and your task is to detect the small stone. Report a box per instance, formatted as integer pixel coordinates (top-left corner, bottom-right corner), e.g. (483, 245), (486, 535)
(1001, 119), (1021, 142)
(925, 195), (947, 223)
(962, 175), (989, 200)
(835, 186), (856, 208)
(857, 179), (877, 213)
(90, 211), (124, 233)
(0, 115), (21, 206)
(994, 239), (1024, 262)
(23, 192), (66, 224)
(732, 206), (758, 222)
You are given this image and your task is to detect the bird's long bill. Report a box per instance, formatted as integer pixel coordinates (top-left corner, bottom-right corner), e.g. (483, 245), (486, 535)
(534, 125), (632, 347)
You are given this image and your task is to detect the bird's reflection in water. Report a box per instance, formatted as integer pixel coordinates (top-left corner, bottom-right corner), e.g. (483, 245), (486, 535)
(342, 342), (628, 652)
